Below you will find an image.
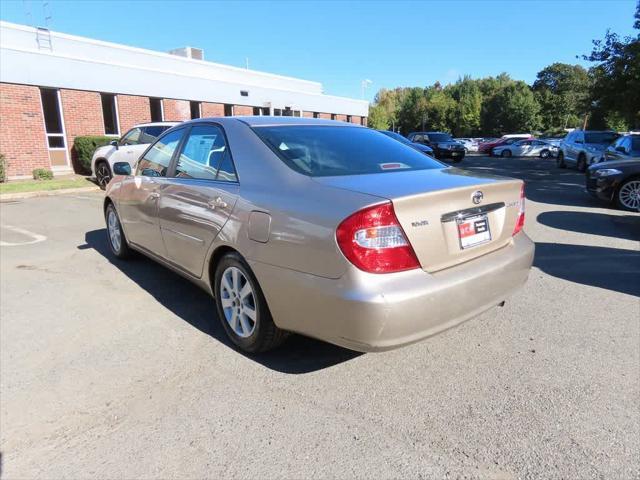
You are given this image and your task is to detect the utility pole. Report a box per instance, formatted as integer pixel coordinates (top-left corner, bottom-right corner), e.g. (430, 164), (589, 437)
(361, 79), (372, 99)
(582, 112), (589, 130)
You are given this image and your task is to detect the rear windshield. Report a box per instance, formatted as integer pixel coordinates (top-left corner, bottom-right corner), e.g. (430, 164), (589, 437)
(585, 132), (618, 144)
(253, 126), (444, 177)
(427, 133), (453, 142)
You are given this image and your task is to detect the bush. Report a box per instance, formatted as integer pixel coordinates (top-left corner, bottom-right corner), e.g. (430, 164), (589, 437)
(32, 168), (54, 180)
(0, 154), (6, 183)
(73, 136), (114, 174)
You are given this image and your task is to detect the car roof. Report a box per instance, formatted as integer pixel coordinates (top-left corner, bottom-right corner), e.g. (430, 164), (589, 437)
(133, 121), (181, 128)
(205, 116), (363, 127)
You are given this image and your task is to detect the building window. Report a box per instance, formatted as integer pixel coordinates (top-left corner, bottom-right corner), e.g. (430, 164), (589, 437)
(360, 117), (365, 126)
(190, 101), (201, 119)
(313, 112), (319, 119)
(293, 110), (301, 117)
(240, 90), (249, 97)
(346, 115), (352, 123)
(40, 88), (66, 148)
(150, 98), (163, 122)
(101, 94), (119, 135)
(273, 108), (282, 116)
(224, 104), (234, 116)
(331, 114), (336, 120)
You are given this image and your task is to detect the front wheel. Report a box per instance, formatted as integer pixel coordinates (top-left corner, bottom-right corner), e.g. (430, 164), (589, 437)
(557, 152), (566, 168)
(105, 203), (132, 259)
(539, 149), (550, 159)
(501, 149), (512, 158)
(95, 161), (112, 190)
(214, 253), (288, 353)
(616, 178), (640, 212)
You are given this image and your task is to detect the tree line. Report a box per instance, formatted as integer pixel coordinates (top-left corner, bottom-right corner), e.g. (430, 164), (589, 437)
(368, 3), (639, 136)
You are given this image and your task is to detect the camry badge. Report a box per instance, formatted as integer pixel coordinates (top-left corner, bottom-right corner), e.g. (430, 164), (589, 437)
(472, 190), (484, 205)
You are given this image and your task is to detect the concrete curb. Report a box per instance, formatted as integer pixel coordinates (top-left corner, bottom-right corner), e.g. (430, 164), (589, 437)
(0, 186), (101, 201)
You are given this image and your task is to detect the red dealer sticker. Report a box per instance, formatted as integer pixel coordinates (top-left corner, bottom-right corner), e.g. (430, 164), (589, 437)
(457, 214), (492, 249)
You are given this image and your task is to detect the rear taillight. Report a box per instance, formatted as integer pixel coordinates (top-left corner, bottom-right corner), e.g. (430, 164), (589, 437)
(336, 202), (420, 274)
(512, 183), (526, 236)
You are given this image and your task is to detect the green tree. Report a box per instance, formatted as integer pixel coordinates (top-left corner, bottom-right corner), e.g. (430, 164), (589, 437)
(482, 81), (541, 135)
(448, 76), (482, 136)
(532, 63), (591, 132)
(583, 1), (640, 129)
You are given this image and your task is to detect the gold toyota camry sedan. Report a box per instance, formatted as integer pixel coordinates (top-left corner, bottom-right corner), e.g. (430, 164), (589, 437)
(103, 117), (534, 353)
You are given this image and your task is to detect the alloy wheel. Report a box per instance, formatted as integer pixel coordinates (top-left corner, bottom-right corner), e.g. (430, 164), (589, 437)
(96, 163), (112, 189)
(107, 208), (121, 253)
(219, 266), (257, 338)
(618, 180), (640, 211)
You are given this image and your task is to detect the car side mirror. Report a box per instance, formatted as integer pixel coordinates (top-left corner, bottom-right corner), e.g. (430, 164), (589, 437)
(575, 139), (583, 144)
(113, 162), (131, 176)
(110, 140), (119, 149)
(616, 146), (626, 153)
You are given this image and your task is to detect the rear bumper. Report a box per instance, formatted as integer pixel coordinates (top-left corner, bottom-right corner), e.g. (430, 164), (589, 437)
(251, 233), (535, 352)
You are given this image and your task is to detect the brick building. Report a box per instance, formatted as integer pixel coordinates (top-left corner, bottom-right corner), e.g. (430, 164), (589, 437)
(0, 21), (369, 179)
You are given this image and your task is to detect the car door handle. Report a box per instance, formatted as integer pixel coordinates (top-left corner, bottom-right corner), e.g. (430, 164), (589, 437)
(208, 196), (227, 209)
(126, 150), (134, 154)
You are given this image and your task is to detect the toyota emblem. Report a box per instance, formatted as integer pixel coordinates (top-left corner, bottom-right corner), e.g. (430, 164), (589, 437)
(472, 191), (483, 205)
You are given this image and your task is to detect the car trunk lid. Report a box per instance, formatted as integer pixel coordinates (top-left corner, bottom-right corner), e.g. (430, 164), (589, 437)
(315, 167), (524, 272)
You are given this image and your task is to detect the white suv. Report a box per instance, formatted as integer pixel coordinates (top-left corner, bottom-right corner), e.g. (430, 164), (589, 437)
(91, 122), (179, 189)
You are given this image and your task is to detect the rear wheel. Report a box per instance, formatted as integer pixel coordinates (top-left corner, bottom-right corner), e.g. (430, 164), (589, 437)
(95, 161), (112, 190)
(616, 178), (640, 212)
(214, 253), (288, 353)
(577, 154), (587, 173)
(557, 152), (566, 168)
(501, 149), (512, 158)
(105, 203), (132, 259)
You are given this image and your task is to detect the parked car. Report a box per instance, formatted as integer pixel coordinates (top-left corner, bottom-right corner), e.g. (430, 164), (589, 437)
(103, 117), (534, 353)
(492, 139), (558, 158)
(603, 134), (640, 162)
(91, 122), (179, 189)
(557, 130), (619, 172)
(407, 131), (466, 162)
(455, 138), (479, 153)
(586, 158), (640, 211)
(478, 134), (532, 154)
(378, 130), (434, 157)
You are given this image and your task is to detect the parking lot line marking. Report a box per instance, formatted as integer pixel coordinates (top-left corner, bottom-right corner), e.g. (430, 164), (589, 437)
(0, 225), (47, 246)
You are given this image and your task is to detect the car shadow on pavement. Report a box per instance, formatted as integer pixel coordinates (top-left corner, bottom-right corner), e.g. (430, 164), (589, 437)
(534, 242), (640, 297)
(464, 157), (600, 208)
(80, 229), (362, 374)
(537, 211), (640, 242)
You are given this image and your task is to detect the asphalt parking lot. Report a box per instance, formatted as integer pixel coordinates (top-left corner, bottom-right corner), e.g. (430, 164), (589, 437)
(1, 156), (639, 479)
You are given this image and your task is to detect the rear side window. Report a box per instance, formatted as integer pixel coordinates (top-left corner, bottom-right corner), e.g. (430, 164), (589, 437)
(136, 128), (185, 177)
(253, 126), (443, 177)
(585, 132), (617, 144)
(631, 136), (640, 151)
(140, 125), (171, 144)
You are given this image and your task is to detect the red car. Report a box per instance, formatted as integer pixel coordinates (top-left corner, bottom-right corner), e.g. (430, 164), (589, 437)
(478, 135), (533, 154)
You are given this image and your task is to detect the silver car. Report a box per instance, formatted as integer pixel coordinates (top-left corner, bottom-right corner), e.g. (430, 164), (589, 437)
(492, 139), (558, 158)
(557, 130), (619, 171)
(104, 117), (534, 353)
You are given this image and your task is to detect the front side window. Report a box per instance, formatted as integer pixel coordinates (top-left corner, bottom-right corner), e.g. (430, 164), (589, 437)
(175, 125), (227, 181)
(428, 133), (453, 142)
(101, 94), (119, 135)
(120, 128), (142, 146)
(253, 126), (444, 177)
(136, 128), (185, 177)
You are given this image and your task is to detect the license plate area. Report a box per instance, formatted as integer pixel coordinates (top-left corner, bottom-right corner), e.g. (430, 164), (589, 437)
(456, 214), (491, 249)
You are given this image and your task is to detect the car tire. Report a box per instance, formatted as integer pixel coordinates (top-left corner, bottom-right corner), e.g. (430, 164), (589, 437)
(615, 177), (640, 212)
(557, 152), (566, 168)
(501, 149), (512, 158)
(539, 149), (550, 159)
(577, 154), (587, 173)
(105, 203), (132, 259)
(214, 252), (288, 353)
(95, 160), (112, 190)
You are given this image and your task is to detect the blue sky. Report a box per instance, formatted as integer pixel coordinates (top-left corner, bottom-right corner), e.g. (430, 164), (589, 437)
(1, 0), (637, 101)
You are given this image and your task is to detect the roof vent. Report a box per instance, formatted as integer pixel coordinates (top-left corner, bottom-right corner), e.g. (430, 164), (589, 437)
(168, 47), (204, 60)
